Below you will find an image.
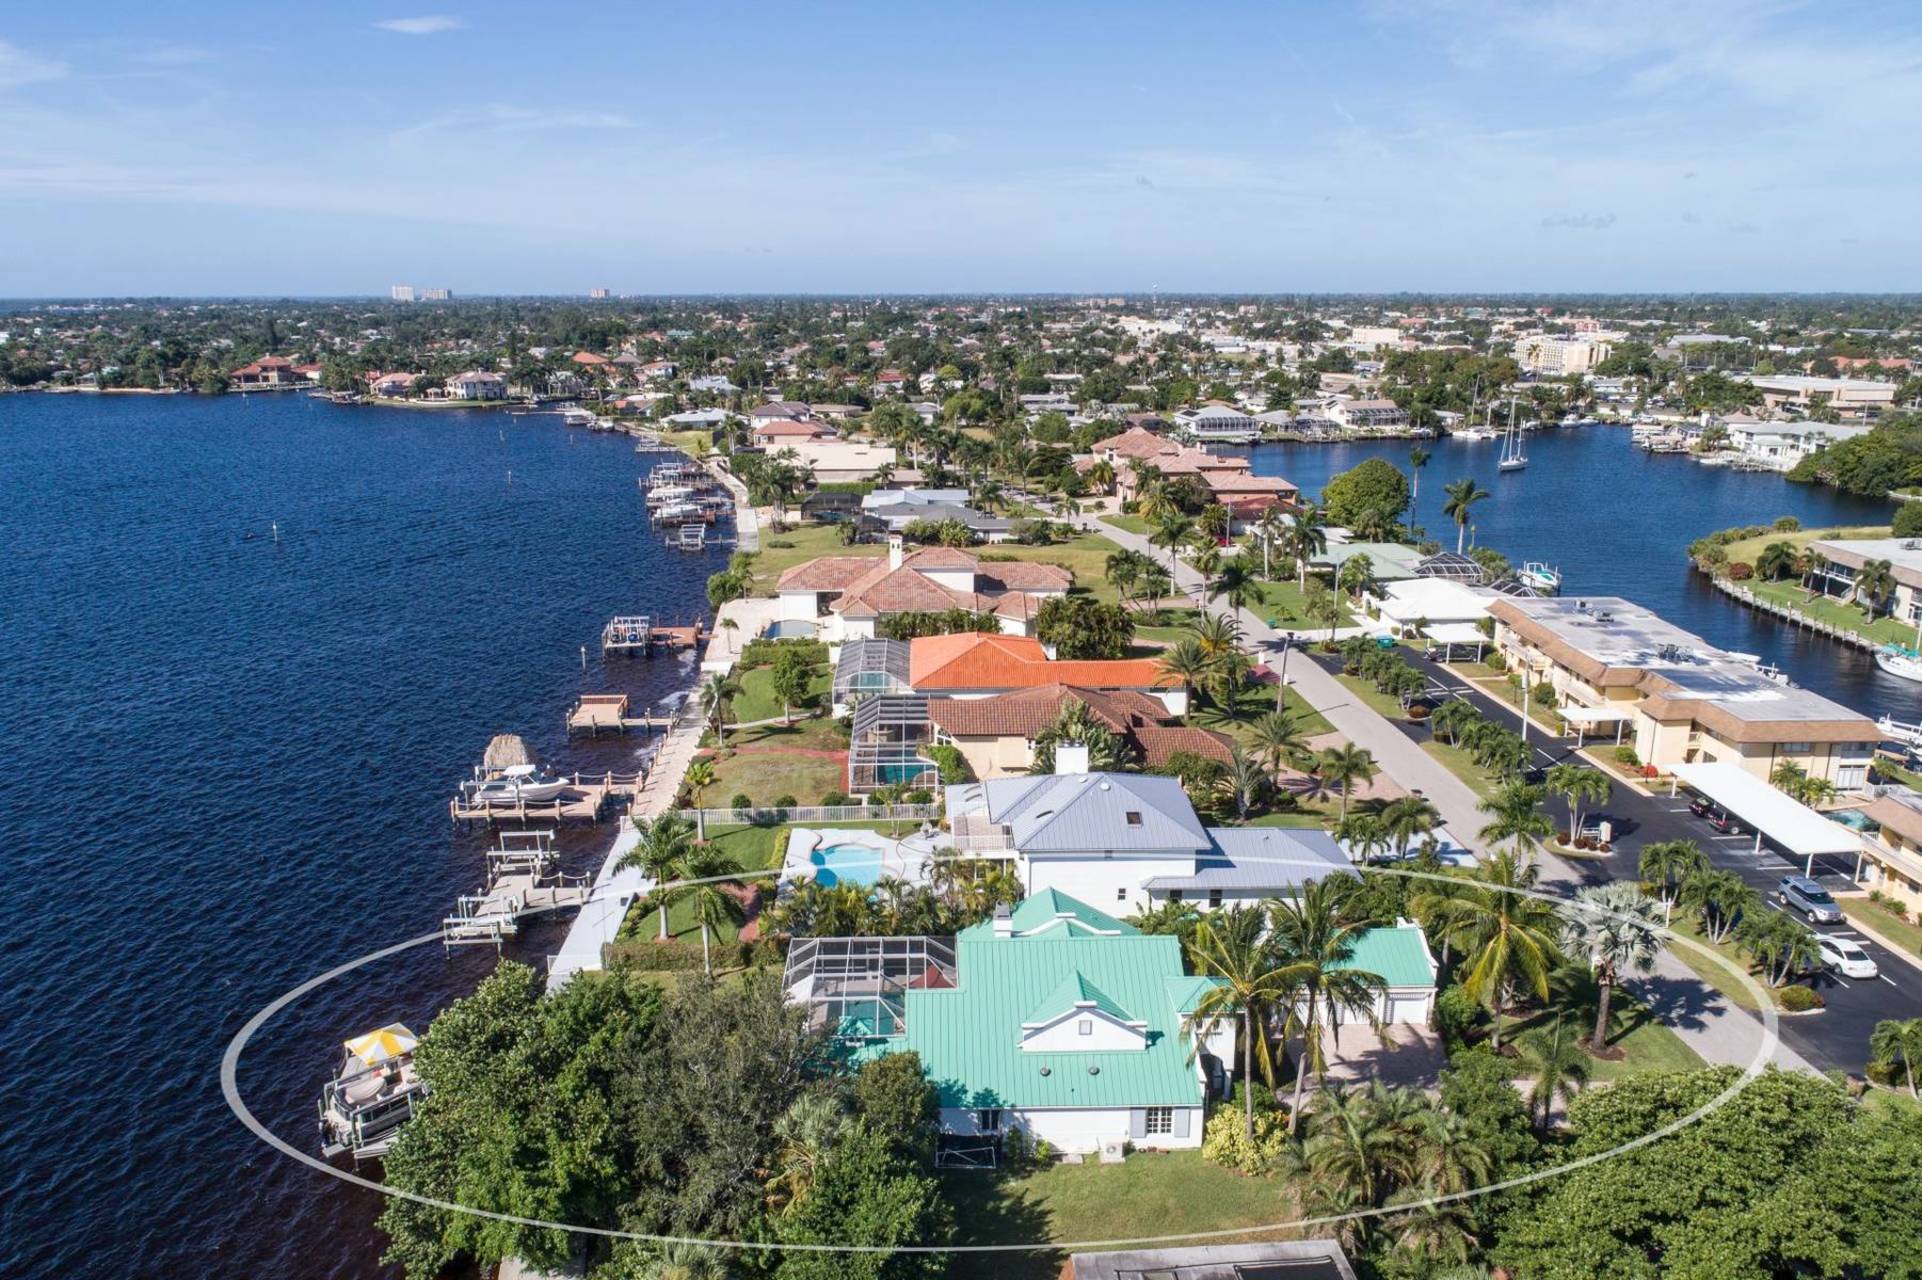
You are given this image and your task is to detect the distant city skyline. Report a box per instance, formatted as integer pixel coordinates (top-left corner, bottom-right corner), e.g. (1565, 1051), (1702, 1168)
(3, 0), (1921, 295)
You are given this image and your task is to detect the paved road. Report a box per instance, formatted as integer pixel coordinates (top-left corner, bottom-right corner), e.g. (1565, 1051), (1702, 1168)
(1395, 644), (1922, 1074)
(1083, 514), (1816, 1073)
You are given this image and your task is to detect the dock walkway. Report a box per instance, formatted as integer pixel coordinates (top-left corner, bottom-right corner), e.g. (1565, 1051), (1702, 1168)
(444, 833), (592, 949)
(565, 692), (674, 735)
(449, 771), (644, 825)
(1710, 578), (1879, 653)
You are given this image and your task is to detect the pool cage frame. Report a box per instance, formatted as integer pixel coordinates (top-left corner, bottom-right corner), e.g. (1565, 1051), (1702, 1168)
(848, 693), (940, 794)
(833, 637), (913, 706)
(782, 935), (958, 1041)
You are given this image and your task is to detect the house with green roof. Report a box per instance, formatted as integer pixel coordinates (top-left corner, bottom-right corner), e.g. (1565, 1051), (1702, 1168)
(837, 889), (1237, 1154)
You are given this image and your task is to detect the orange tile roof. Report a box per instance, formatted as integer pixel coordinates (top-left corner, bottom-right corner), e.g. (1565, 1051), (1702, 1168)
(909, 632), (1174, 691)
(926, 684), (1171, 737)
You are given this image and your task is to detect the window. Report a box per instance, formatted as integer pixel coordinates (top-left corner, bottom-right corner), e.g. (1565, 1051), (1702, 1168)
(1208, 889), (1223, 909)
(1168, 890), (1183, 903)
(1117, 887), (1128, 901)
(1125, 811), (1142, 826)
(1078, 1019), (1093, 1036)
(1144, 1106), (1174, 1135)
(976, 1108), (1002, 1133)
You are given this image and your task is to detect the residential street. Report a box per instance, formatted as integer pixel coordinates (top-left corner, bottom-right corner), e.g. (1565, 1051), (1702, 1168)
(1081, 513), (1866, 1074)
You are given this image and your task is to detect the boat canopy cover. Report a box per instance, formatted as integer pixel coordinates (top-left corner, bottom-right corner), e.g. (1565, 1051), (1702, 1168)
(1671, 763), (1862, 856)
(345, 1024), (418, 1066)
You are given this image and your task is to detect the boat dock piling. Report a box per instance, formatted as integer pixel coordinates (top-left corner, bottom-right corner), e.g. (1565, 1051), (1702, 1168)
(442, 830), (592, 949)
(565, 692), (673, 736)
(1711, 579), (1878, 654)
(449, 769), (645, 825)
(601, 614), (706, 656)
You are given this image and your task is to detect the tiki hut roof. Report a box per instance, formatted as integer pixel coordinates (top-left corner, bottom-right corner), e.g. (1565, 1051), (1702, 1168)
(482, 733), (535, 771)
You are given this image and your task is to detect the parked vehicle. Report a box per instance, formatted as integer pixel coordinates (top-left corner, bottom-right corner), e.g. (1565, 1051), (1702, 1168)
(1689, 797), (1742, 833)
(1776, 875), (1843, 925)
(1816, 934), (1879, 980)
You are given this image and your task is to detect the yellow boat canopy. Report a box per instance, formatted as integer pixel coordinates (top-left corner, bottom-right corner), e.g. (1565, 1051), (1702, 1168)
(344, 1023), (418, 1067)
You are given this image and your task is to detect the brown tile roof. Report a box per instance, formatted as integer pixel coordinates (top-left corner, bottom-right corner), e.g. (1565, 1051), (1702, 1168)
(1865, 796), (1922, 850)
(1092, 425), (1171, 458)
(775, 554), (887, 592)
(1131, 726), (1237, 768)
(754, 419), (827, 437)
(976, 560), (1072, 591)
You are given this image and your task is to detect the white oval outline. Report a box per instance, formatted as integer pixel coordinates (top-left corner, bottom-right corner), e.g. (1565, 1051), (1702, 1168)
(223, 856), (1787, 1255)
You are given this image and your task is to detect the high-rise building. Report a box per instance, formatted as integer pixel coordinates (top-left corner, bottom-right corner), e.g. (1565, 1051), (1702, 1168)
(589, 287), (611, 299)
(419, 287), (451, 301)
(389, 285), (416, 302)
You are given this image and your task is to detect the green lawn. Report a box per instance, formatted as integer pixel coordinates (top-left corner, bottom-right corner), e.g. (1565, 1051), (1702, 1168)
(1664, 917), (1796, 1012)
(1334, 672), (1419, 723)
(1717, 523), (1888, 568)
(658, 428), (713, 457)
(1742, 576), (1916, 646)
(702, 716), (852, 808)
(744, 526), (1131, 602)
(1842, 897), (1922, 962)
(1100, 512), (1152, 536)
(1500, 984), (1705, 1083)
(941, 1150), (1294, 1280)
(748, 525), (884, 592)
(1421, 739), (1502, 801)
(1250, 578), (1356, 631)
(731, 662), (831, 723)
(1192, 684), (1335, 740)
(1237, 810), (1333, 829)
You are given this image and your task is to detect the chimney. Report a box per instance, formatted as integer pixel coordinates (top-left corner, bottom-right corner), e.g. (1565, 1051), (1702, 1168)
(888, 533), (904, 570)
(992, 903), (1013, 937)
(1055, 743), (1091, 776)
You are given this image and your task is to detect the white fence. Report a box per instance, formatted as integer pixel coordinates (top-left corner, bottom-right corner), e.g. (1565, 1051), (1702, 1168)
(668, 803), (941, 827)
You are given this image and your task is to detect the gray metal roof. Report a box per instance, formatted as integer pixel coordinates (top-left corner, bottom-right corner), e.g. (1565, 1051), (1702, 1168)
(1142, 827), (1351, 890)
(944, 773), (1210, 854)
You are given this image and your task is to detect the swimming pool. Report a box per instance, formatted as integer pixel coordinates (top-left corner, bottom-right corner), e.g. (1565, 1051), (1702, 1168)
(810, 843), (888, 887)
(1831, 808), (1877, 832)
(763, 619), (819, 639)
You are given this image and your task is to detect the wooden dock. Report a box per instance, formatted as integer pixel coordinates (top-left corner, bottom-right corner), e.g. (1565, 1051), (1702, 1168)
(601, 614), (706, 657)
(443, 831), (592, 948)
(566, 692), (674, 736)
(450, 770), (646, 825)
(1710, 578), (1877, 653)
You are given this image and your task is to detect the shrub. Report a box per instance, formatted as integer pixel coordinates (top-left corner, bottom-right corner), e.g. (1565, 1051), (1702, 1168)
(1434, 983), (1481, 1051)
(819, 790), (852, 807)
(1727, 561), (1754, 581)
(1895, 503), (1922, 538)
(1772, 515), (1802, 532)
(1779, 984), (1825, 1012)
(1484, 652), (1506, 673)
(773, 794), (799, 809)
(730, 792), (753, 811)
(1200, 1105), (1289, 1176)
(1614, 745), (1640, 766)
(1531, 680), (1557, 708)
(901, 788), (934, 805)
(1866, 1058), (1901, 1088)
(1407, 703), (1431, 721)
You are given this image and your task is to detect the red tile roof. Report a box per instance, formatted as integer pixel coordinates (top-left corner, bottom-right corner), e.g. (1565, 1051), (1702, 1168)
(926, 684), (1172, 737)
(909, 633), (1173, 691)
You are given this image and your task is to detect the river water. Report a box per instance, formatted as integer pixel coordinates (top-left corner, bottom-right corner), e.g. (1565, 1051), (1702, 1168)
(1245, 428), (1922, 721)
(0, 393), (722, 1278)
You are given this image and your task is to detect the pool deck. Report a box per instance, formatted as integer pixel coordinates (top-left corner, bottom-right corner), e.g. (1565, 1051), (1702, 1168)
(777, 826), (936, 891)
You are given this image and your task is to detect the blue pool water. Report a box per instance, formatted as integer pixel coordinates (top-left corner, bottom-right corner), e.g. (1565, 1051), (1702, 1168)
(763, 619), (820, 639)
(810, 843), (888, 887)
(1832, 809), (1878, 832)
(0, 393), (717, 1279)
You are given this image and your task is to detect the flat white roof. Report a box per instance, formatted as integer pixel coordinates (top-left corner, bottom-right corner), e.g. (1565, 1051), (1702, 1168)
(1376, 578), (1494, 625)
(1671, 763), (1862, 856)
(1423, 622), (1488, 644)
(1559, 704), (1631, 724)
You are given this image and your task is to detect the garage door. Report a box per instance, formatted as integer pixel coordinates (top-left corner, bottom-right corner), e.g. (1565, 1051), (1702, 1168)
(1387, 994), (1430, 1024)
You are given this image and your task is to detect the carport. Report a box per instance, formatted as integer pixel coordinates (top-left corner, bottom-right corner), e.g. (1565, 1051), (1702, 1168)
(1420, 622), (1488, 662)
(1559, 703), (1631, 746)
(1670, 762), (1864, 875)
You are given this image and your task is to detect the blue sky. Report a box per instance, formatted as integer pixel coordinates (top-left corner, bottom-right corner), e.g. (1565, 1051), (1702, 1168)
(3, 1), (1920, 295)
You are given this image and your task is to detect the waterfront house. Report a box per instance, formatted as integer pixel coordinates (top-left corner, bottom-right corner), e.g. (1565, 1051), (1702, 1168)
(1722, 419), (1869, 472)
(1802, 537), (1922, 635)
(230, 355), (304, 388)
(1325, 395), (1415, 435)
(751, 417), (831, 446)
(786, 889), (1235, 1154)
(1489, 596), (1879, 788)
(925, 683), (1233, 778)
(1739, 374), (1897, 421)
(445, 370), (507, 401)
(779, 437), (899, 484)
(775, 539), (1071, 643)
(909, 632), (1182, 713)
(1171, 401), (1259, 444)
(366, 370), (419, 398)
(663, 407), (730, 429)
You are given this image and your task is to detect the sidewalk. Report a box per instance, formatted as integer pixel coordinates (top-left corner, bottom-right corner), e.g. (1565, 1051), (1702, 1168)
(1081, 516), (1811, 1074)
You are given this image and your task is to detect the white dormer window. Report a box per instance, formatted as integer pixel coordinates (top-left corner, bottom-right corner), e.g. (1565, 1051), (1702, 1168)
(1078, 1019), (1093, 1036)
(1125, 811), (1143, 826)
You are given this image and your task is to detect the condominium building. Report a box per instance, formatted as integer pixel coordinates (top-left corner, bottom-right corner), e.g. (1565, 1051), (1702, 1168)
(1489, 596), (1878, 789)
(1513, 334), (1614, 375)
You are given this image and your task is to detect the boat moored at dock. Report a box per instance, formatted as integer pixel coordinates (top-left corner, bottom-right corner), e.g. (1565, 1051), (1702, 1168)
(318, 1025), (425, 1161)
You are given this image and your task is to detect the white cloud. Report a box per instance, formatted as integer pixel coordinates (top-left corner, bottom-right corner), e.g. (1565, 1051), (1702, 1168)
(373, 16), (466, 35)
(0, 39), (69, 87)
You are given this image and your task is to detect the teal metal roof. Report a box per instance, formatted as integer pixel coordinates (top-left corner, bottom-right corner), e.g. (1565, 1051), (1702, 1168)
(958, 888), (1140, 941)
(1022, 970), (1139, 1027)
(1334, 924), (1437, 988)
(884, 892), (1207, 1110)
(1163, 974), (1225, 1015)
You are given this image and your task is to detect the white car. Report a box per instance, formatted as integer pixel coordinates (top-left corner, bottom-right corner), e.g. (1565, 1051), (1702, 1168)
(1817, 935), (1879, 980)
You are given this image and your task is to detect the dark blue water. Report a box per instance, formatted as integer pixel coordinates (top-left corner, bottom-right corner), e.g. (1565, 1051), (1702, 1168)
(0, 394), (719, 1278)
(1246, 429), (1922, 720)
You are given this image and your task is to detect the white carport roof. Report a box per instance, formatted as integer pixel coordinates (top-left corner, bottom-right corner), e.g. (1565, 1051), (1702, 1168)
(1560, 704), (1632, 725)
(1375, 578), (1493, 625)
(1423, 622), (1488, 645)
(1671, 762), (1861, 857)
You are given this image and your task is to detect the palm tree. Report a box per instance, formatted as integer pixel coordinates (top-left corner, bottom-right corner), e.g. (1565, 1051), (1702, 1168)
(1253, 508), (1287, 578)
(1680, 865), (1755, 944)
(1870, 1017), (1922, 1098)
(1513, 1015), (1589, 1130)
(1193, 611), (1242, 660)
(1378, 794), (1441, 860)
(1430, 850), (1562, 1050)
(1441, 478), (1489, 555)
(1248, 709), (1308, 781)
(1337, 552), (1377, 603)
(1559, 882), (1663, 1046)
(1269, 878), (1387, 1132)
(1197, 502), (1231, 542)
(1638, 839), (1708, 923)
(1756, 539), (1799, 582)
(765, 1092), (846, 1215)
(1316, 743), (1378, 822)
(1407, 445), (1430, 499)
(672, 843), (746, 975)
(1190, 540), (1223, 601)
(1477, 782), (1553, 861)
(1736, 910), (1820, 987)
(1855, 557), (1898, 619)
(1087, 457), (1115, 495)
(719, 615), (740, 653)
(1284, 502), (1330, 589)
(620, 813), (698, 940)
(1152, 512), (1196, 587)
(1158, 637), (1212, 704)
(1306, 580), (1344, 643)
(1211, 561), (1260, 614)
(1545, 763), (1611, 842)
(1188, 906), (1297, 1138)
(1803, 549), (1830, 600)
(699, 672), (737, 748)
(1220, 746), (1271, 819)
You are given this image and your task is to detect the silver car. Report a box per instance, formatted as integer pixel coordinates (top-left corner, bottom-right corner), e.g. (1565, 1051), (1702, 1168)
(1775, 875), (1843, 925)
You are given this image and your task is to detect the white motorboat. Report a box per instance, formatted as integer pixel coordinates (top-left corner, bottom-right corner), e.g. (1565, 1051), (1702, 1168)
(471, 763), (571, 806)
(319, 1024), (426, 1160)
(1518, 561), (1561, 594)
(1876, 645), (1922, 683)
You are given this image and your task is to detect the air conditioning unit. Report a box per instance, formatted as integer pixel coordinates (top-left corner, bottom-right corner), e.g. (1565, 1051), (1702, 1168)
(1099, 1140), (1126, 1164)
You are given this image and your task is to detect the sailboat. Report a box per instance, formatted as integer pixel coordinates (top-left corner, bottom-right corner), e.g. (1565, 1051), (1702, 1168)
(1498, 399), (1527, 471)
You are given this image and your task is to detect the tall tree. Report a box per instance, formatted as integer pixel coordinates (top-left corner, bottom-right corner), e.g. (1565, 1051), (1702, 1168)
(1268, 876), (1387, 1132)
(1559, 882), (1663, 1047)
(1441, 478), (1490, 554)
(1430, 851), (1562, 1050)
